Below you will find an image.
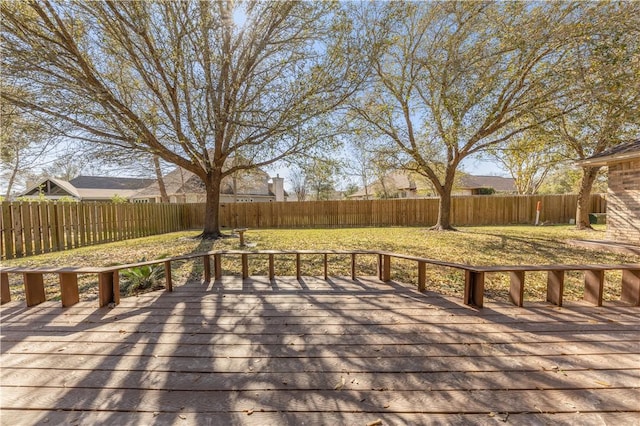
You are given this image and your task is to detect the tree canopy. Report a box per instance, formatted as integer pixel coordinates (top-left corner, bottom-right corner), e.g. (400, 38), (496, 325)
(1, 0), (365, 236)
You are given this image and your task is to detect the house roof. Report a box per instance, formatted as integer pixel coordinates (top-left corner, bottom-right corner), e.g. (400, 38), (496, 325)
(459, 175), (516, 192)
(21, 177), (81, 199)
(70, 175), (155, 190)
(349, 171), (416, 198)
(20, 176), (155, 200)
(577, 139), (640, 166)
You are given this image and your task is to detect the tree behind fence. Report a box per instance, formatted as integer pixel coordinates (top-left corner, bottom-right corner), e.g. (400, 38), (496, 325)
(2, 194), (605, 259)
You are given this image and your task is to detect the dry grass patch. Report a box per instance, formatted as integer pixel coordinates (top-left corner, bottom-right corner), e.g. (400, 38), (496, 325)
(2, 225), (637, 303)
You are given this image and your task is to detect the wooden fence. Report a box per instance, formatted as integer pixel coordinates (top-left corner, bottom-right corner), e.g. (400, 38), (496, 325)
(1, 202), (186, 260)
(1, 194), (605, 260)
(185, 194), (606, 229)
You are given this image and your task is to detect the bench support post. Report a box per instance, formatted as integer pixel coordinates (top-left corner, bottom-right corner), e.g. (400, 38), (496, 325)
(546, 270), (564, 306)
(584, 270), (604, 306)
(214, 254), (222, 280)
(464, 271), (484, 308)
(241, 254), (249, 279)
(382, 255), (391, 282)
(202, 255), (211, 283)
(296, 254), (301, 280)
(351, 253), (357, 281)
(323, 254), (328, 280)
(621, 269), (640, 306)
(24, 272), (46, 307)
(59, 272), (80, 307)
(1, 272), (10, 304)
(98, 271), (115, 307)
(417, 262), (426, 292)
(164, 261), (173, 292)
(377, 254), (383, 280)
(269, 254), (275, 280)
(509, 271), (525, 307)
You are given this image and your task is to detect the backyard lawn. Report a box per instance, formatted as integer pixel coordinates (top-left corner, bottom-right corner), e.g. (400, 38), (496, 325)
(3, 225), (638, 304)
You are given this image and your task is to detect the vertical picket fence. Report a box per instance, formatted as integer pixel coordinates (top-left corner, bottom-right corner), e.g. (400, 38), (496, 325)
(186, 193), (606, 229)
(1, 194), (606, 260)
(1, 202), (187, 260)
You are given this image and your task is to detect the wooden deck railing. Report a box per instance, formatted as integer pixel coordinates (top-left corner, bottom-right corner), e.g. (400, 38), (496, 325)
(1, 250), (638, 309)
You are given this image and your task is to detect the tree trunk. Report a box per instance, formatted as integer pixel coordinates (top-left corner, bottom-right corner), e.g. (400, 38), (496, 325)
(575, 166), (600, 230)
(153, 155), (169, 203)
(199, 173), (224, 239)
(431, 180), (456, 231)
(4, 151), (20, 199)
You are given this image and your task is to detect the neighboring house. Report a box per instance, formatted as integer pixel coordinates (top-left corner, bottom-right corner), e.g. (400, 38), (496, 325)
(349, 171), (419, 200)
(455, 175), (517, 195)
(578, 139), (640, 246)
(349, 172), (516, 199)
(130, 167), (286, 203)
(19, 175), (155, 201)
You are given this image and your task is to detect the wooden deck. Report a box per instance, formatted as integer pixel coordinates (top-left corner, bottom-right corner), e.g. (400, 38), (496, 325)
(1, 276), (639, 425)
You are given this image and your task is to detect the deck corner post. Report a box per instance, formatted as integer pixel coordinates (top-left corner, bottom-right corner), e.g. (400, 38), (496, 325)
(621, 269), (640, 306)
(546, 270), (564, 306)
(509, 271), (525, 307)
(464, 270), (484, 308)
(164, 261), (173, 292)
(296, 253), (301, 280)
(584, 269), (604, 307)
(1, 272), (10, 304)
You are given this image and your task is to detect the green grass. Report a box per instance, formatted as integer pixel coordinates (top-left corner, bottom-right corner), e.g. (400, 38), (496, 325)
(3, 225), (638, 303)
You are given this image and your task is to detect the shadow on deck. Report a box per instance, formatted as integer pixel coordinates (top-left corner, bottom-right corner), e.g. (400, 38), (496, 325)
(1, 276), (639, 425)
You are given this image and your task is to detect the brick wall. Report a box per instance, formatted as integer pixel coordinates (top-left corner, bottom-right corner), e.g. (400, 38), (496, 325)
(606, 159), (640, 245)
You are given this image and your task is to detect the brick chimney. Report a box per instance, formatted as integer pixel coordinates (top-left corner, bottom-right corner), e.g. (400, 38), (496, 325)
(272, 175), (285, 201)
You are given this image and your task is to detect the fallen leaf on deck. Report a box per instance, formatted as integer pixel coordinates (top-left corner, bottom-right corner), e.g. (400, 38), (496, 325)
(595, 381), (612, 387)
(334, 377), (346, 390)
(367, 419), (383, 426)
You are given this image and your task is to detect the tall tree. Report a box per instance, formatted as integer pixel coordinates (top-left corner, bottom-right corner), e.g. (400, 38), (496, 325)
(351, 2), (579, 229)
(0, 89), (58, 198)
(537, 3), (640, 229)
(1, 1), (365, 237)
(486, 131), (564, 195)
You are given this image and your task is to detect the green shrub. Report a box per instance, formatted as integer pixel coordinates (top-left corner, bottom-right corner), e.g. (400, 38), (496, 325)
(120, 258), (165, 296)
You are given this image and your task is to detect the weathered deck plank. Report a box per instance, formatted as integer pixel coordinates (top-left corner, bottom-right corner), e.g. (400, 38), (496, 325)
(1, 276), (639, 424)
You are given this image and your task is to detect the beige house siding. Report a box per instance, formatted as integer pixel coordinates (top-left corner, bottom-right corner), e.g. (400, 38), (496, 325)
(606, 159), (640, 244)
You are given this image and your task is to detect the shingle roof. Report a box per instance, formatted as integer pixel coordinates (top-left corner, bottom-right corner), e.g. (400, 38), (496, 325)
(69, 175), (155, 190)
(578, 139), (640, 166)
(459, 175), (516, 192)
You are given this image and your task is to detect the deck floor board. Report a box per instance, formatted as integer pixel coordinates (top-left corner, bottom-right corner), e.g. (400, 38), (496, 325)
(1, 276), (639, 425)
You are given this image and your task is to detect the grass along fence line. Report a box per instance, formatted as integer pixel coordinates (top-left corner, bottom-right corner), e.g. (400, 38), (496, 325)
(188, 193), (605, 229)
(1, 194), (605, 260)
(1, 226), (637, 306)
